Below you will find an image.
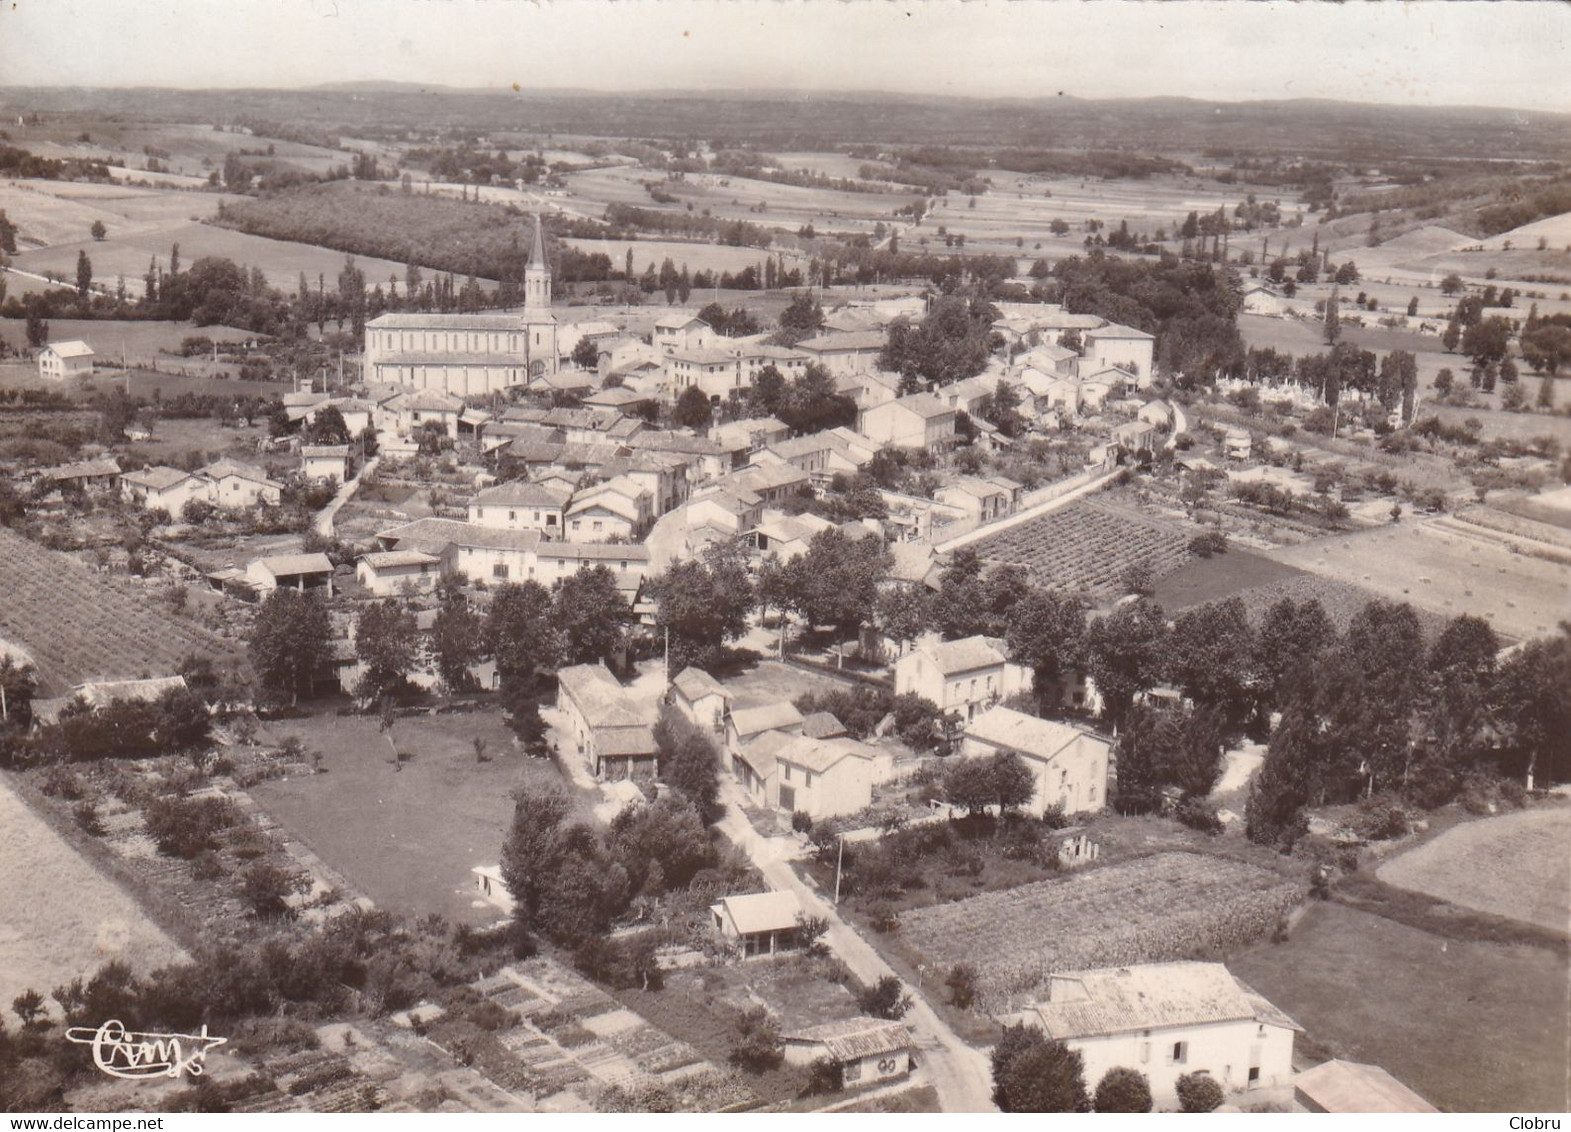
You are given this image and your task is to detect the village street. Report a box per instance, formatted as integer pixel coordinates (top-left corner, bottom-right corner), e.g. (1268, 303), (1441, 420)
(715, 781), (998, 1113)
(315, 455), (379, 537)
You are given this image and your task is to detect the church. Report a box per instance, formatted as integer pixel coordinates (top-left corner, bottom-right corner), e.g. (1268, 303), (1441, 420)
(361, 214), (559, 396)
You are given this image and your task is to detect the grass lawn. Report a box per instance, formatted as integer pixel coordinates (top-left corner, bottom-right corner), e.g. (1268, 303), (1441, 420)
(1230, 900), (1569, 1112)
(715, 658), (869, 713)
(248, 711), (589, 925)
(0, 773), (187, 1015)
(1150, 546), (1306, 612)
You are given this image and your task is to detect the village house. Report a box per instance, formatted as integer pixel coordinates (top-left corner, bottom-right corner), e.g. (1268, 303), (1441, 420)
(721, 461), (812, 507)
(355, 549), (442, 596)
(653, 314), (715, 354)
(300, 445), (351, 484)
(555, 661), (658, 780)
(961, 707), (1111, 817)
(835, 369), (902, 415)
(469, 480), (573, 536)
(859, 392), (957, 451)
(1224, 431), (1253, 460)
(623, 429), (732, 483)
(709, 890), (804, 958)
(534, 541), (649, 601)
(301, 396), (375, 437)
(1110, 419), (1160, 457)
(376, 517), (545, 584)
(773, 735), (878, 819)
(580, 384), (650, 414)
(1241, 285), (1290, 317)
(37, 340), (95, 381)
(597, 452), (690, 516)
(33, 457), (121, 495)
(389, 389), (465, 437)
(937, 373), (1001, 418)
(893, 635), (1030, 721)
(999, 962), (1301, 1110)
(782, 1018), (915, 1086)
(726, 700), (805, 757)
(669, 666), (731, 735)
(565, 475), (652, 542)
(642, 483), (765, 572)
(731, 729), (790, 806)
(1081, 323), (1156, 385)
(119, 465), (210, 515)
(1138, 399), (1176, 429)
(245, 552), (336, 596)
(751, 512), (836, 562)
(933, 476), (1022, 524)
(201, 459), (284, 509)
(794, 330), (888, 378)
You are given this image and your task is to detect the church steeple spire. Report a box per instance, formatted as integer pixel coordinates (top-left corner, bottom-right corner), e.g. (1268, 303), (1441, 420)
(524, 213), (551, 311)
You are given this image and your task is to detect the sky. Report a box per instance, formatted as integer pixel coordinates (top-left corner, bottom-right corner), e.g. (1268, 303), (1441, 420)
(2, 0), (1569, 114)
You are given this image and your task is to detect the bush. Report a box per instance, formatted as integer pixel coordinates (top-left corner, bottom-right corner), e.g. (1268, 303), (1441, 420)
(1187, 530), (1228, 559)
(728, 1007), (783, 1072)
(1175, 797), (1224, 835)
(1176, 1071), (1225, 1112)
(73, 800), (105, 836)
(1094, 1066), (1153, 1112)
(857, 975), (912, 1020)
(40, 763), (85, 799)
(241, 860), (308, 917)
(791, 809), (813, 834)
(803, 1057), (844, 1096)
(143, 795), (238, 858)
(945, 963), (978, 1009)
(191, 849), (227, 879)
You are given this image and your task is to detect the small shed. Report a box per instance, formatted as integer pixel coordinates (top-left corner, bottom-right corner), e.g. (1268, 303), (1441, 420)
(246, 552), (336, 595)
(1293, 1060), (1437, 1113)
(471, 865), (515, 914)
(710, 890), (804, 958)
(782, 1017), (915, 1085)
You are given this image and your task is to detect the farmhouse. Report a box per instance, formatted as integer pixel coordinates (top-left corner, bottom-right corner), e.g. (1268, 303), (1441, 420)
(710, 890), (804, 958)
(727, 700), (805, 754)
(1293, 1060), (1437, 1114)
(835, 369), (902, 414)
(245, 553), (336, 596)
(712, 416), (791, 460)
(119, 465), (211, 515)
(1082, 323), (1155, 385)
(751, 512), (835, 562)
(565, 475), (651, 542)
(782, 1018), (914, 1085)
(670, 666), (731, 735)
(555, 661), (658, 780)
(653, 314), (715, 354)
(773, 734), (877, 819)
(356, 549), (442, 595)
(934, 476), (1021, 524)
(1241, 286), (1289, 317)
(34, 457), (121, 494)
(961, 707), (1110, 817)
(389, 389), (465, 437)
(794, 330), (888, 377)
(1110, 420), (1160, 456)
(1000, 962), (1300, 1110)
(74, 675), (186, 709)
(300, 445), (351, 484)
(37, 340), (95, 380)
(860, 392), (957, 451)
(1138, 399), (1175, 429)
(893, 635), (1030, 721)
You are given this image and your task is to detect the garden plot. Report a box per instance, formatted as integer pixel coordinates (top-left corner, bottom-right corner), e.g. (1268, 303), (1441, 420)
(1377, 808), (1571, 935)
(968, 500), (1193, 601)
(897, 851), (1300, 1012)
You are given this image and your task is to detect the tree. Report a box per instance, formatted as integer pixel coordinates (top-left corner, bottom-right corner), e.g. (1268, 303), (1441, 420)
(241, 860), (309, 918)
(1164, 597), (1256, 729)
(153, 686), (214, 770)
(672, 386), (713, 431)
(571, 336), (600, 369)
(653, 705), (722, 821)
(1323, 290), (1340, 345)
(1094, 1067), (1153, 1112)
(857, 975), (913, 1020)
(1083, 599), (1167, 729)
(0, 656), (39, 729)
(430, 585), (484, 691)
(609, 791), (713, 893)
(1407, 296), (1419, 317)
(90, 220), (107, 241)
(945, 963), (978, 1009)
(24, 308), (47, 349)
(484, 581), (560, 691)
(354, 599), (419, 701)
(728, 1008), (783, 1072)
(76, 250), (93, 299)
(1462, 316), (1512, 367)
(777, 362), (856, 435)
(501, 782), (629, 945)
(1439, 273), (1464, 296)
(1176, 1071), (1225, 1113)
(305, 405), (350, 446)
(991, 1023), (1090, 1113)
(553, 565), (633, 666)
(1253, 596), (1335, 711)
(875, 582), (930, 658)
(1493, 623), (1571, 790)
(647, 540), (754, 670)
(776, 290), (825, 343)
(780, 529), (890, 645)
(247, 589), (331, 706)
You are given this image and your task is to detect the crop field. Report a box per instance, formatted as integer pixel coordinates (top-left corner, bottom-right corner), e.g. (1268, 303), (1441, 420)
(0, 774), (187, 1016)
(1232, 901), (1569, 1112)
(0, 317), (265, 370)
(1494, 487), (1571, 530)
(248, 712), (588, 926)
(1149, 546), (1307, 612)
(0, 178), (234, 249)
(1426, 401), (1571, 446)
(1265, 520), (1570, 642)
(1377, 808), (1571, 935)
(560, 237), (799, 277)
(897, 852), (1300, 1011)
(969, 500), (1193, 600)
(0, 527), (246, 695)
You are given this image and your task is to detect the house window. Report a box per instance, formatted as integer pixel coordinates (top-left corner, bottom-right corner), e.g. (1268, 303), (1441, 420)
(509, 510), (516, 521)
(782, 764), (792, 781)
(804, 772), (813, 788)
(492, 563), (509, 579)
(593, 520), (603, 532)
(1139, 1042), (1150, 1064)
(843, 1060), (862, 1083)
(534, 511), (541, 522)
(572, 520), (581, 530)
(1169, 1041), (1188, 1065)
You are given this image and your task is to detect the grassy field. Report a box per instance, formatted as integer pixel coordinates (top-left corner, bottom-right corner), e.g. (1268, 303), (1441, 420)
(1377, 807), (1571, 934)
(0, 317), (266, 369)
(0, 526), (245, 694)
(1264, 520), (1570, 642)
(0, 178), (235, 248)
(1427, 402), (1571, 447)
(895, 851), (1300, 1012)
(248, 712), (588, 925)
(0, 774), (187, 1015)
(1149, 546), (1306, 612)
(1231, 900), (1569, 1112)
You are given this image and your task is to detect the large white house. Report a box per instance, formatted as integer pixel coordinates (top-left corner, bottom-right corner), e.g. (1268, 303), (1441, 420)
(556, 662), (657, 780)
(1082, 323), (1155, 385)
(37, 340), (95, 380)
(859, 392), (956, 451)
(961, 707), (1110, 817)
(893, 635), (1032, 721)
(1000, 962), (1301, 1110)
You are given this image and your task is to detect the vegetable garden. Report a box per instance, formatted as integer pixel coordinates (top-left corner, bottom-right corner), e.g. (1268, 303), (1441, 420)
(898, 852), (1301, 1012)
(969, 501), (1193, 600)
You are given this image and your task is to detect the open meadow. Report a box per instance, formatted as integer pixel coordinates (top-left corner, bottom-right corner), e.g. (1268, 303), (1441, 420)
(0, 774), (187, 1016)
(895, 851), (1300, 1012)
(560, 237), (800, 278)
(248, 712), (590, 925)
(1377, 807), (1571, 935)
(0, 316), (266, 370)
(1232, 900), (1569, 1112)
(1263, 519), (1571, 642)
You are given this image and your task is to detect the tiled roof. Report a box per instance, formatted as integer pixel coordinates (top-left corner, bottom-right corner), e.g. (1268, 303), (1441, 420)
(368, 312), (523, 330)
(45, 340), (95, 358)
(473, 480), (572, 508)
(920, 635), (1007, 675)
(122, 465), (196, 491)
(255, 552), (334, 577)
(301, 445), (351, 458)
(713, 890), (802, 935)
(538, 540), (649, 564)
(556, 662), (650, 729)
(965, 707), (1098, 763)
(737, 728), (795, 781)
(1087, 322), (1155, 340)
(887, 392), (953, 420)
(730, 701), (804, 739)
(774, 735), (877, 774)
(800, 711), (848, 739)
(1293, 1060), (1437, 1114)
(390, 390), (466, 413)
(359, 550), (441, 570)
(672, 666), (728, 703)
(797, 330), (887, 352)
(202, 459), (280, 487)
(1023, 962), (1299, 1041)
(378, 517), (542, 554)
(41, 457), (121, 480)
(784, 1017), (911, 1061)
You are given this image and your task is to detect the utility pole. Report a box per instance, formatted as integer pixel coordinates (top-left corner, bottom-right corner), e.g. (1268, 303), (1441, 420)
(833, 835), (845, 905)
(122, 340), (129, 396)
